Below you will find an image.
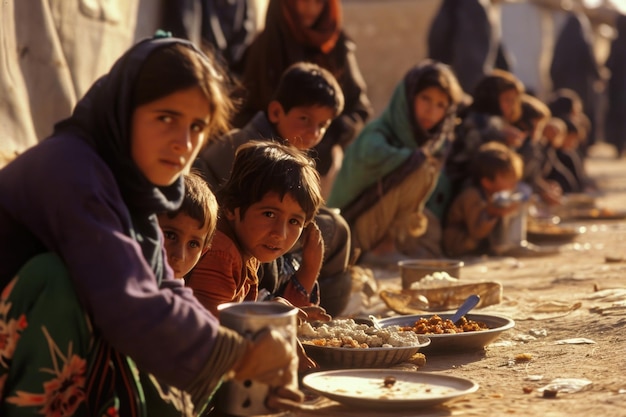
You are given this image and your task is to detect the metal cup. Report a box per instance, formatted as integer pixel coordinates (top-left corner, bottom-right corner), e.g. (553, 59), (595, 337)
(216, 301), (298, 416)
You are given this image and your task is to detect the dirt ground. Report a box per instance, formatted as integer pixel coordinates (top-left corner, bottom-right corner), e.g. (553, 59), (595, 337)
(289, 143), (626, 417)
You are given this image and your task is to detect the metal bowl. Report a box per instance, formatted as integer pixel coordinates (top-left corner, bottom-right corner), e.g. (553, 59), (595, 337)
(378, 313), (514, 354)
(301, 337), (431, 369)
(398, 259), (464, 290)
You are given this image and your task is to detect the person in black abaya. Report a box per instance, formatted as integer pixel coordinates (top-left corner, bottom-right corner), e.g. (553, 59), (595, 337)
(550, 11), (607, 152)
(604, 14), (626, 157)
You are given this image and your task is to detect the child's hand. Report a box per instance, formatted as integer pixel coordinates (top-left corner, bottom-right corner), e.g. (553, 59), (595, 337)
(296, 222), (324, 292)
(299, 305), (332, 322)
(295, 338), (318, 372)
(503, 125), (525, 149)
(486, 201), (521, 218)
(541, 181), (563, 206)
(271, 298), (331, 323)
(301, 222), (324, 265)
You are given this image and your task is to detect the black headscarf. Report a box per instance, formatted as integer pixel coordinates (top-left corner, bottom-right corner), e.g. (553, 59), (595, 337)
(53, 36), (201, 282)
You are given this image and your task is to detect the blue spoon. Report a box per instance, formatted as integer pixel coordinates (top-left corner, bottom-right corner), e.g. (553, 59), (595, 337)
(450, 294), (481, 325)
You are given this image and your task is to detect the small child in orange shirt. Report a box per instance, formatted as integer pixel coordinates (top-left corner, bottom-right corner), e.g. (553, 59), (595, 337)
(187, 141), (324, 317)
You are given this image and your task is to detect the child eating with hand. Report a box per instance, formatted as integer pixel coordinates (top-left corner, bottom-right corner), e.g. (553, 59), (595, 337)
(443, 141), (524, 257)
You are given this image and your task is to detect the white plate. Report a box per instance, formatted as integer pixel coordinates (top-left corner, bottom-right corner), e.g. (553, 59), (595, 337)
(302, 369), (478, 410)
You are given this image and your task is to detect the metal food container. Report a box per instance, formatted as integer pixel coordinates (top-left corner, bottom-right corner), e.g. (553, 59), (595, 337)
(398, 259), (463, 289)
(216, 301), (298, 416)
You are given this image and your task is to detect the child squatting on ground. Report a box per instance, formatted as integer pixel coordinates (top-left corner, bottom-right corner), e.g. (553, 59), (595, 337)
(327, 59), (463, 266)
(443, 141), (525, 258)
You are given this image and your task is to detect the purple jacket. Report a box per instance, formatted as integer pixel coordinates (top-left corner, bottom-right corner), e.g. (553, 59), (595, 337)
(0, 37), (236, 399)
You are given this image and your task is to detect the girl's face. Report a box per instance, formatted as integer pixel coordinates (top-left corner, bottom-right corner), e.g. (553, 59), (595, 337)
(294, 0), (326, 28)
(499, 89), (521, 123)
(413, 86), (450, 131)
(158, 212), (211, 278)
(131, 87), (210, 186)
(227, 191), (306, 263)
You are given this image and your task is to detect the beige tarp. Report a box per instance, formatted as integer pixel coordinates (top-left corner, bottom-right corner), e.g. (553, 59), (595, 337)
(0, 0), (159, 166)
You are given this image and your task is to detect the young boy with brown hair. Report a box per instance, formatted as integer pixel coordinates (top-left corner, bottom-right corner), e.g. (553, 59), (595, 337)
(196, 61), (344, 192)
(195, 62), (352, 316)
(157, 171), (219, 279)
(443, 141), (524, 257)
(187, 141), (325, 317)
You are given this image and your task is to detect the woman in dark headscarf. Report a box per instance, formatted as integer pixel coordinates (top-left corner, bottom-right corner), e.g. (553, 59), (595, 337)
(445, 69), (526, 195)
(427, 0), (512, 94)
(0, 35), (302, 416)
(236, 0), (373, 185)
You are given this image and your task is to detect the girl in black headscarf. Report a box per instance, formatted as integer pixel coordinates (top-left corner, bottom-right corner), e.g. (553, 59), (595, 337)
(0, 35), (302, 416)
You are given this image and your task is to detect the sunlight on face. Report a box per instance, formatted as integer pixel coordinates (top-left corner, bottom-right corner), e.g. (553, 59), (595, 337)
(413, 86), (450, 131)
(158, 212), (212, 278)
(131, 87), (210, 186)
(226, 192), (306, 263)
(294, 0), (326, 28)
(269, 102), (334, 150)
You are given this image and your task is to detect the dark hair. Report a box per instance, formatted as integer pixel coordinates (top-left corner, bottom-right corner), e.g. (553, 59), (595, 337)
(516, 94), (551, 132)
(133, 43), (233, 138)
(218, 141), (323, 223)
(547, 89), (582, 119)
(471, 69), (525, 117)
(471, 141), (523, 186)
(561, 117), (579, 135)
(406, 60), (464, 108)
(271, 62), (344, 116)
(163, 171), (219, 249)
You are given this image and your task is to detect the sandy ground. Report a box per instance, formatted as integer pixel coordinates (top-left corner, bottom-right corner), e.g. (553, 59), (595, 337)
(288, 143), (626, 417)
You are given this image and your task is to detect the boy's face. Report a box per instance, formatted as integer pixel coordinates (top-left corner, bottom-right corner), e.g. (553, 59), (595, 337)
(158, 212), (212, 278)
(481, 170), (518, 196)
(294, 0), (326, 28)
(268, 101), (334, 150)
(413, 87), (449, 131)
(131, 87), (210, 186)
(226, 191), (306, 263)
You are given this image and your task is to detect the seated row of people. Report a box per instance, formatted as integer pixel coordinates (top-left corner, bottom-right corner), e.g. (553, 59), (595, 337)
(319, 65), (595, 262)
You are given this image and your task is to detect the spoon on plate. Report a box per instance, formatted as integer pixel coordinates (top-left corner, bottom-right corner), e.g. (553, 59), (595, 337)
(450, 294), (481, 325)
(352, 315), (384, 330)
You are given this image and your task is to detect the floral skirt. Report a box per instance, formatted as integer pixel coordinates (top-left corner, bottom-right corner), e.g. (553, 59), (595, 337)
(0, 253), (195, 417)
